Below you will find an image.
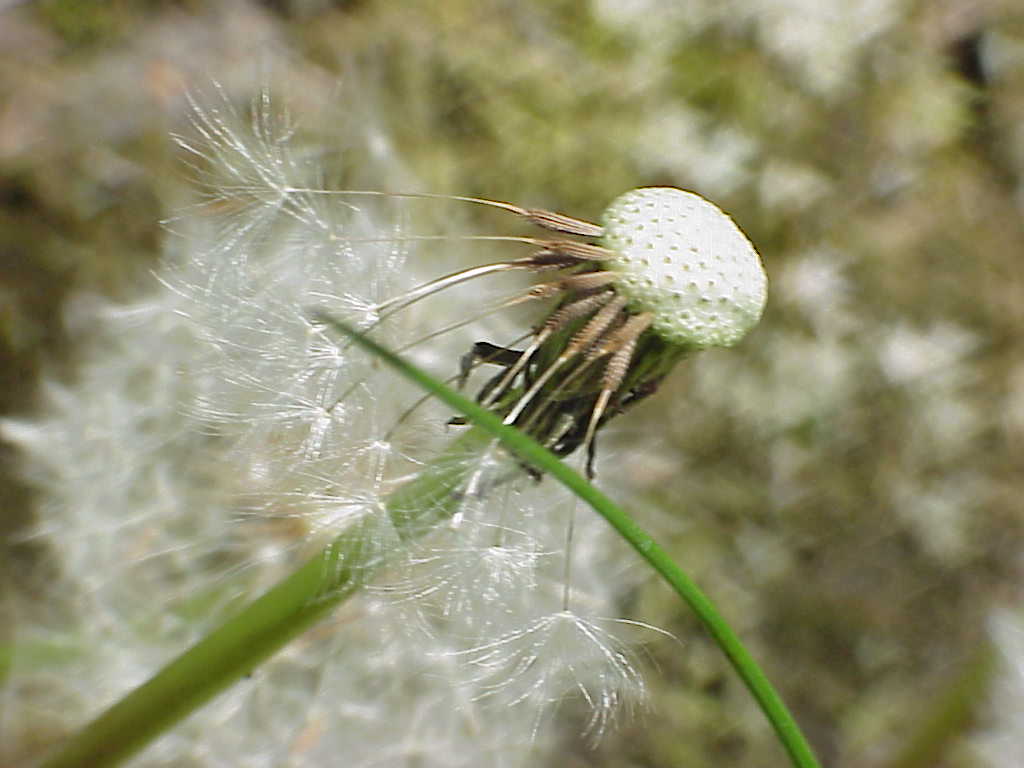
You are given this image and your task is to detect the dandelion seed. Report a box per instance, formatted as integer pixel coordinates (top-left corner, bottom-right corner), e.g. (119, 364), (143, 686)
(378, 479), (550, 633)
(449, 610), (660, 742)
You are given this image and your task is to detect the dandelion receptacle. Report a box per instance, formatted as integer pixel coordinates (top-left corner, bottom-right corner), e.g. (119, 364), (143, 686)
(343, 185), (767, 477)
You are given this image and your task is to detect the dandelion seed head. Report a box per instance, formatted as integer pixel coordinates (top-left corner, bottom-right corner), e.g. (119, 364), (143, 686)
(6, 79), (679, 765)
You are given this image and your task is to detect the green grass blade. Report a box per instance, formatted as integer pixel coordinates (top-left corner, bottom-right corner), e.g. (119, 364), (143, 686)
(325, 315), (822, 768)
(41, 316), (819, 768)
(39, 528), (365, 767)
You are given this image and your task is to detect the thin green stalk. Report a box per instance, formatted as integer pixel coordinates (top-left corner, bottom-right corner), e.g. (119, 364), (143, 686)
(327, 318), (821, 768)
(42, 318), (820, 768)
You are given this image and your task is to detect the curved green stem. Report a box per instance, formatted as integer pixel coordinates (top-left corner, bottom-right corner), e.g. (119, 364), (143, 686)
(42, 318), (820, 768)
(328, 318), (821, 768)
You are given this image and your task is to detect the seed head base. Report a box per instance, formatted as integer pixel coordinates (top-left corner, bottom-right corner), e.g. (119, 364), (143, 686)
(328, 186), (765, 477)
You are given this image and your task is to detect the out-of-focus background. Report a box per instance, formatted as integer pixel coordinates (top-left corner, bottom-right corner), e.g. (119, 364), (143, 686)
(2, 1), (1024, 766)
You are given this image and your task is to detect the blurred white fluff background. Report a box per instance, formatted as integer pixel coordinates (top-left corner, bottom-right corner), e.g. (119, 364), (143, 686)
(1, 81), (651, 766)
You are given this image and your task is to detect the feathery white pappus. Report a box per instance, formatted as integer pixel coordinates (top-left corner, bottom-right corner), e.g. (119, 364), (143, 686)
(601, 187), (767, 349)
